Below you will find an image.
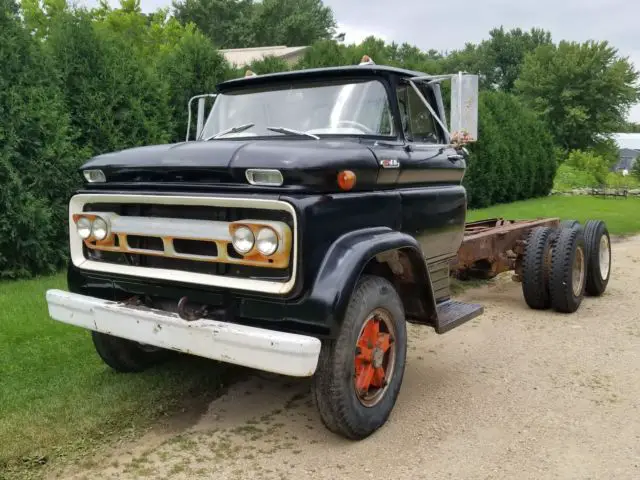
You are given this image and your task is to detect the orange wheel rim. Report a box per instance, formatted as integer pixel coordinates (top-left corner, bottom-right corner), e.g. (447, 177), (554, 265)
(353, 308), (396, 407)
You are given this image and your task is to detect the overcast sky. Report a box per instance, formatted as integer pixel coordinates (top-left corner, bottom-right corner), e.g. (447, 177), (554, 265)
(86, 0), (640, 121)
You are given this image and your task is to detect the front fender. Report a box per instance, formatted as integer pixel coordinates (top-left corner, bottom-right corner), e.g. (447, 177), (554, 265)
(298, 227), (436, 334)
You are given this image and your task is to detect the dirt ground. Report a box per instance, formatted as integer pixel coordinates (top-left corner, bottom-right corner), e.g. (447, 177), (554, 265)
(57, 236), (640, 480)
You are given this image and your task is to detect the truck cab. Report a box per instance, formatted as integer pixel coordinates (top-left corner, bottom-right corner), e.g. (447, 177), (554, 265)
(46, 57), (483, 440)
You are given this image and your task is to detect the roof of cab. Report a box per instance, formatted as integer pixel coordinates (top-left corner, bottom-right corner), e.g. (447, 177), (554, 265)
(215, 64), (428, 92)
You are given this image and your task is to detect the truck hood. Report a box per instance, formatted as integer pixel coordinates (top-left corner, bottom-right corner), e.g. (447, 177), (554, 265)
(81, 139), (381, 190)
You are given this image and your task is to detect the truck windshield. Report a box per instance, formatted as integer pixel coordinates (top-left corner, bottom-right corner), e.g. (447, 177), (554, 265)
(200, 79), (396, 139)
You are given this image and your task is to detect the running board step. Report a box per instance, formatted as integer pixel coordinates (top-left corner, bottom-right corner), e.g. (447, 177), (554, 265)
(435, 300), (484, 334)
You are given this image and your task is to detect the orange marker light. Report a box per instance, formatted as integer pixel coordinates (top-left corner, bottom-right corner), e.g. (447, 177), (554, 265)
(337, 170), (356, 191)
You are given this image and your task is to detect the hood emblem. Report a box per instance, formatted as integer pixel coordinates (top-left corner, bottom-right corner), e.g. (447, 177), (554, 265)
(380, 158), (400, 169)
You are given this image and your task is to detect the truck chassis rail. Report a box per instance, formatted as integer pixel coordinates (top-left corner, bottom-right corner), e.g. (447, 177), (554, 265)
(451, 217), (561, 279)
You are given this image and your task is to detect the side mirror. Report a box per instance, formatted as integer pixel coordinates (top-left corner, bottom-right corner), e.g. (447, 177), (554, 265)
(450, 73), (478, 142)
(196, 97), (206, 138)
(186, 94), (217, 141)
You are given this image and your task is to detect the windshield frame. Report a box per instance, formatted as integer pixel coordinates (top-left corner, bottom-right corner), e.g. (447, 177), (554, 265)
(199, 75), (404, 142)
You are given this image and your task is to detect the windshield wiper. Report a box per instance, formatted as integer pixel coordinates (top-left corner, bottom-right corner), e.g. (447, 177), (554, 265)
(205, 123), (255, 140)
(266, 126), (319, 140)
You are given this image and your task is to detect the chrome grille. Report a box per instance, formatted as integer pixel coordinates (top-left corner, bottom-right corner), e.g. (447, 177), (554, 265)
(69, 194), (298, 294)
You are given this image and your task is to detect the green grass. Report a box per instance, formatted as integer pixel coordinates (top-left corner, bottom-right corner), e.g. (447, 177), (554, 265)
(0, 274), (241, 479)
(467, 195), (640, 235)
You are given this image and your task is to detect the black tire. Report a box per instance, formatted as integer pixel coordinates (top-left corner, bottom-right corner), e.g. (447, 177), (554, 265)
(584, 220), (611, 296)
(560, 219), (580, 230)
(549, 226), (587, 313)
(311, 275), (407, 440)
(91, 331), (169, 373)
(521, 226), (554, 309)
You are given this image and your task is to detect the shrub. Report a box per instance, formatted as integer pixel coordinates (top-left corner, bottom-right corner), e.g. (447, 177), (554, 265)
(606, 172), (640, 189)
(553, 164), (598, 191)
(0, 0), (82, 278)
(552, 149), (639, 191)
(45, 9), (172, 155)
(464, 91), (557, 208)
(156, 26), (230, 142)
(633, 157), (640, 180)
(564, 150), (609, 185)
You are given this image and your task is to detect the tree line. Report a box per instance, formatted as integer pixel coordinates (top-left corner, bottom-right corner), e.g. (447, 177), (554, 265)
(1, 0), (638, 278)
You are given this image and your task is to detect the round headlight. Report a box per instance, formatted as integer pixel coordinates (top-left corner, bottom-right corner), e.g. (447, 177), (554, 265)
(76, 217), (92, 239)
(256, 227), (278, 256)
(92, 217), (109, 241)
(232, 226), (254, 254)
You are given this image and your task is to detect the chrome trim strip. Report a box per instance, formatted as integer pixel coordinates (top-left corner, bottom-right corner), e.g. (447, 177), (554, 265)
(245, 168), (284, 186)
(101, 214), (232, 241)
(69, 194), (298, 294)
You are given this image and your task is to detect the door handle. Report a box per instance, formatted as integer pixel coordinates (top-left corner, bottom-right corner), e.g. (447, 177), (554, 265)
(448, 154), (464, 162)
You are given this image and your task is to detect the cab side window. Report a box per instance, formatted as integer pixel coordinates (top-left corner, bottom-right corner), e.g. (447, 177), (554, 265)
(396, 84), (441, 143)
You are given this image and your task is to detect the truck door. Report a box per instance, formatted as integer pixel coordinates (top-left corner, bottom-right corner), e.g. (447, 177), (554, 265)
(394, 80), (467, 298)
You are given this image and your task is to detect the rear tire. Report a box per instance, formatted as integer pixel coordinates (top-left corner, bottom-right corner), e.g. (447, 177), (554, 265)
(549, 226), (587, 313)
(92, 331), (169, 373)
(312, 275), (407, 440)
(584, 220), (611, 296)
(521, 226), (554, 310)
(560, 219), (580, 230)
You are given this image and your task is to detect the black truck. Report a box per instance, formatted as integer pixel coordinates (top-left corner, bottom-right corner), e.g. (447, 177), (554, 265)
(46, 57), (612, 440)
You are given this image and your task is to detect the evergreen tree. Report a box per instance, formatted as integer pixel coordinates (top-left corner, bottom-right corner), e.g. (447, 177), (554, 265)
(0, 0), (81, 277)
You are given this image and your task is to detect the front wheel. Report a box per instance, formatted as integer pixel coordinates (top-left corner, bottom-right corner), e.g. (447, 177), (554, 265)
(312, 275), (407, 440)
(92, 331), (169, 373)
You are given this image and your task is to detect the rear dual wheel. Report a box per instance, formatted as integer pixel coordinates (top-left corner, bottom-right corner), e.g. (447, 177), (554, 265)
(584, 220), (611, 296)
(522, 223), (586, 313)
(559, 219), (580, 230)
(550, 220), (611, 306)
(521, 220), (611, 313)
(521, 226), (555, 310)
(549, 224), (586, 313)
(312, 275), (407, 440)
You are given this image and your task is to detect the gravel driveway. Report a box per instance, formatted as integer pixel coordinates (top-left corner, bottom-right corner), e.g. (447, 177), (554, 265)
(60, 236), (640, 480)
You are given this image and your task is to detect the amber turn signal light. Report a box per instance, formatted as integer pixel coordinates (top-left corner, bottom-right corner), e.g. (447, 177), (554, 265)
(337, 170), (356, 191)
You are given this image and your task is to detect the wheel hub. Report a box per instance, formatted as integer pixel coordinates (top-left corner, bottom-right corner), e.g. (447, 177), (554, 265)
(353, 309), (396, 407)
(572, 245), (585, 297)
(599, 235), (611, 279)
(372, 347), (384, 368)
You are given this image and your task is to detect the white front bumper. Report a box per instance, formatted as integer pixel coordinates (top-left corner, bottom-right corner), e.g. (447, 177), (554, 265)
(45, 289), (321, 377)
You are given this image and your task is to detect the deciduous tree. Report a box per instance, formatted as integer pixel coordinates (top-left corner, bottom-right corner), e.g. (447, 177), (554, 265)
(444, 27), (552, 92)
(250, 0), (335, 47)
(172, 0), (254, 48)
(516, 40), (640, 151)
(172, 0), (335, 48)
